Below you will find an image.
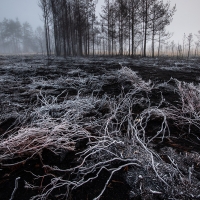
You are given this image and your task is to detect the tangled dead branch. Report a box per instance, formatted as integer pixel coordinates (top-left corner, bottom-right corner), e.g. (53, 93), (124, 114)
(0, 64), (200, 199)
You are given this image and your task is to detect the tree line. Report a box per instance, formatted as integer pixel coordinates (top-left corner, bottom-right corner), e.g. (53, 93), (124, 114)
(1, 1), (199, 58)
(0, 18), (45, 54)
(169, 32), (200, 59)
(39, 0), (179, 57)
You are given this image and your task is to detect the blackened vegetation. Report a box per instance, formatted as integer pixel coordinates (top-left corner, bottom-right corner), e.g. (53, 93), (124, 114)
(0, 55), (200, 200)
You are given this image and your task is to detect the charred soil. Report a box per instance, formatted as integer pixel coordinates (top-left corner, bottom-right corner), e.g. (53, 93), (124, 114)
(0, 55), (200, 200)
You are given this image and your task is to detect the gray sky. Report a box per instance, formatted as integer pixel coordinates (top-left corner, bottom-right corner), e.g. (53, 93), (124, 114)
(165, 0), (200, 43)
(0, 0), (199, 43)
(0, 0), (43, 29)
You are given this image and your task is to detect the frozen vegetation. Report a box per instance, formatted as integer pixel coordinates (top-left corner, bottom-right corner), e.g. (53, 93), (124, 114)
(0, 55), (200, 199)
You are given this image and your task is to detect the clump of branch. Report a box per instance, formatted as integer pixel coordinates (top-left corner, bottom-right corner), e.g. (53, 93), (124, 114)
(175, 79), (200, 116)
(0, 120), (91, 166)
(1, 67), (200, 200)
(118, 66), (153, 91)
(164, 79), (200, 136)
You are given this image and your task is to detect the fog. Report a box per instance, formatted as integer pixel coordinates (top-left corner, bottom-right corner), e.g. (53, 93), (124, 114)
(1, 0), (200, 42)
(0, 0), (43, 54)
(0, 0), (43, 30)
(165, 0), (200, 43)
(0, 0), (200, 55)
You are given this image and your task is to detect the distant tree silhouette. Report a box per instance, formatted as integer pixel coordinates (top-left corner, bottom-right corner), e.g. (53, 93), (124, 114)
(0, 18), (45, 54)
(187, 33), (193, 58)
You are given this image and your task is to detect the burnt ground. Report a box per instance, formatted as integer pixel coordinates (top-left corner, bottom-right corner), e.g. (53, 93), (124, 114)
(0, 55), (200, 200)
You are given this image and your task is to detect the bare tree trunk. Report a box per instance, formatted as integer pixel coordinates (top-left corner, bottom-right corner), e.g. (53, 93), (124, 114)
(152, 26), (155, 58)
(157, 31), (161, 57)
(143, 0), (148, 57)
(131, 2), (135, 57)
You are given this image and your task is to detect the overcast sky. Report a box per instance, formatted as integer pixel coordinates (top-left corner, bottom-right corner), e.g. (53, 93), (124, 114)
(0, 0), (199, 43)
(0, 0), (43, 29)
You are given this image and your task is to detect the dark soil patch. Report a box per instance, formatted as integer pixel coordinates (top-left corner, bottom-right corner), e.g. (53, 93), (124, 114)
(71, 169), (131, 200)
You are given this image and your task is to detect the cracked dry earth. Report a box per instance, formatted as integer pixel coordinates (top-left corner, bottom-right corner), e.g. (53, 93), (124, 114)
(0, 55), (200, 200)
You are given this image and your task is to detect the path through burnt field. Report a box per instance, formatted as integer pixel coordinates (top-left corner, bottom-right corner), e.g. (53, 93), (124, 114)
(0, 55), (200, 200)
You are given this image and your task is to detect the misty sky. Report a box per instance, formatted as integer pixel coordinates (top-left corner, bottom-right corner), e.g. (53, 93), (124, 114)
(0, 0), (43, 29)
(0, 0), (199, 43)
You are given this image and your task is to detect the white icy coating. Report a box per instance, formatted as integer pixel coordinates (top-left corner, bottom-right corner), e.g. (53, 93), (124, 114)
(0, 55), (200, 199)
